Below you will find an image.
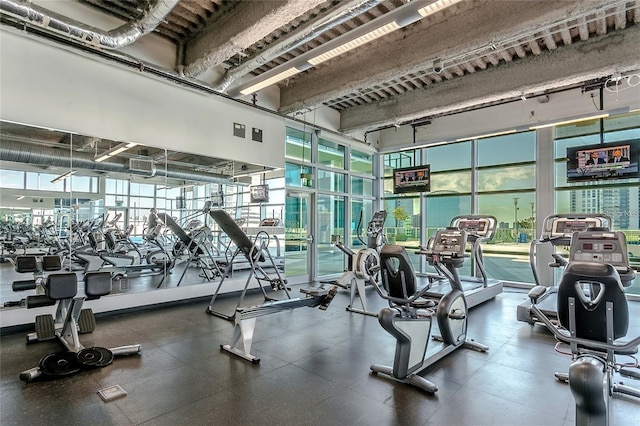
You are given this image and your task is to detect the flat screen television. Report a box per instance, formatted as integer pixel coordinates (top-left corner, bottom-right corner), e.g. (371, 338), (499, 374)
(566, 140), (639, 183)
(210, 191), (224, 207)
(250, 184), (269, 203)
(393, 165), (430, 194)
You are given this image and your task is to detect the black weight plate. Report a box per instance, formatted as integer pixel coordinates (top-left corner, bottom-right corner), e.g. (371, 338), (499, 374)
(39, 351), (81, 377)
(76, 347), (104, 368)
(93, 347), (114, 367)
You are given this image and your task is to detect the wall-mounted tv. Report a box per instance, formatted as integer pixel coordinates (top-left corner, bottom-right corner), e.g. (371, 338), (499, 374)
(210, 191), (224, 207)
(250, 184), (269, 203)
(566, 139), (639, 183)
(393, 165), (431, 194)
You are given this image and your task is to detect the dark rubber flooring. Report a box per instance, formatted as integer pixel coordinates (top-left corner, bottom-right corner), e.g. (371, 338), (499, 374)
(1, 287), (639, 425)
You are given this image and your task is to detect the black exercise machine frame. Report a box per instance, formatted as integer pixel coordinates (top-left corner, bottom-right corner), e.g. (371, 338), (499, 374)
(157, 212), (222, 288)
(206, 209), (289, 321)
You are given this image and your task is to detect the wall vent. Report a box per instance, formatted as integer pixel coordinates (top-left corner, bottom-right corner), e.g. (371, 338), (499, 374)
(128, 159), (156, 176)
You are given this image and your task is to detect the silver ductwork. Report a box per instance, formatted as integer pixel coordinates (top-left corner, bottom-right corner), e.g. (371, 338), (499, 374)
(207, 0), (387, 90)
(0, 139), (233, 185)
(0, 0), (179, 49)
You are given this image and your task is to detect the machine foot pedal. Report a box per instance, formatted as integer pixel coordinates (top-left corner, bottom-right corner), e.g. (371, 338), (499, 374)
(78, 308), (96, 333)
(34, 314), (55, 341)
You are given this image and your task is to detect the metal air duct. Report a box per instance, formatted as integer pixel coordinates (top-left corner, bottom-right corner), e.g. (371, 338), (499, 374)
(0, 0), (179, 49)
(0, 139), (233, 185)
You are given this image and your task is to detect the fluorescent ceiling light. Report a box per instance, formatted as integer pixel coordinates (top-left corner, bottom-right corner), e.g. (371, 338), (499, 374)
(240, 67), (301, 95)
(234, 0), (461, 94)
(418, 0), (464, 17)
(51, 170), (76, 183)
(308, 21), (401, 65)
(94, 142), (138, 162)
(529, 113), (610, 130)
(456, 129), (516, 142)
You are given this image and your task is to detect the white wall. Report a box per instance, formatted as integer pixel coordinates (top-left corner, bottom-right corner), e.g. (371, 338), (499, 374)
(0, 29), (285, 170)
(374, 82), (640, 151)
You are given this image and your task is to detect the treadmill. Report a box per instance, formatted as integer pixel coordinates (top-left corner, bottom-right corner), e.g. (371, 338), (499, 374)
(423, 215), (503, 308)
(516, 213), (616, 324)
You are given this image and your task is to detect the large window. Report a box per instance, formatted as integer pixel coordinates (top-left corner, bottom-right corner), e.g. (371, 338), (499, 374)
(318, 138), (345, 169)
(285, 163), (313, 188)
(317, 194), (345, 276)
(317, 170), (345, 192)
(381, 133), (537, 284)
(383, 197), (421, 268)
(285, 128), (312, 162)
(285, 126), (377, 282)
(351, 176), (373, 196)
(350, 148), (374, 175)
(555, 112), (640, 295)
(0, 170), (24, 189)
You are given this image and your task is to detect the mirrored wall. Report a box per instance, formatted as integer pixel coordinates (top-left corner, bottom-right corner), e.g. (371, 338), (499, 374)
(0, 121), (285, 310)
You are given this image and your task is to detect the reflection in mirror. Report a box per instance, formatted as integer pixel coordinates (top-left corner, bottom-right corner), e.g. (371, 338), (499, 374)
(0, 121), (285, 309)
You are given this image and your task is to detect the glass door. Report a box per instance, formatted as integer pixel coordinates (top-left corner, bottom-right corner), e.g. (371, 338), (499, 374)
(285, 191), (314, 284)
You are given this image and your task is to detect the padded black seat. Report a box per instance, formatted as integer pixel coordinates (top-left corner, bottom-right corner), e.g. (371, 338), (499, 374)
(15, 256), (37, 273)
(45, 273), (78, 300)
(84, 272), (112, 299)
(42, 255), (62, 271)
(379, 245), (433, 308)
(557, 261), (629, 342)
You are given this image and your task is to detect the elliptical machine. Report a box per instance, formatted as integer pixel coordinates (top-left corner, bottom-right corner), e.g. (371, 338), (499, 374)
(517, 213), (611, 325)
(369, 227), (488, 393)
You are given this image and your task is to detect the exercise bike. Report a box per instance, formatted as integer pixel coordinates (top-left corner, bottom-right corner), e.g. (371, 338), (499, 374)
(369, 227), (488, 393)
(529, 229), (640, 425)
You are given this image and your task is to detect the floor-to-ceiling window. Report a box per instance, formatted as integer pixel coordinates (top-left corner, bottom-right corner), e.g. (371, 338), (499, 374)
(554, 111), (640, 295)
(285, 126), (376, 282)
(317, 138), (347, 276)
(379, 110), (639, 294)
(476, 132), (536, 284)
(382, 131), (537, 284)
(382, 150), (423, 269)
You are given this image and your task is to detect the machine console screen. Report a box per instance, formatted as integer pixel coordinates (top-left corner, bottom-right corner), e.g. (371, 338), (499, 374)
(550, 217), (602, 238)
(432, 231), (466, 255)
(571, 234), (626, 267)
(457, 219), (489, 236)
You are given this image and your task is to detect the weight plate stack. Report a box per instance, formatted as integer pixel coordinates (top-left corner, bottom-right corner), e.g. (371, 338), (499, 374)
(76, 347), (114, 368)
(38, 351), (81, 377)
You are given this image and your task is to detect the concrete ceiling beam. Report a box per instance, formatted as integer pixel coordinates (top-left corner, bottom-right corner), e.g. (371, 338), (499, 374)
(338, 24), (640, 133)
(182, 0), (326, 77)
(278, 0), (621, 115)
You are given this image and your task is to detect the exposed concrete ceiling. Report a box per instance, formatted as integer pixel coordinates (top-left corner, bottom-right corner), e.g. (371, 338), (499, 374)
(2, 0), (639, 136)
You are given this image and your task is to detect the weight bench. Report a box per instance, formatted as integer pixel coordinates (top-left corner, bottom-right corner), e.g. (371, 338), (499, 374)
(19, 271), (141, 382)
(11, 255), (62, 292)
(207, 209), (290, 321)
